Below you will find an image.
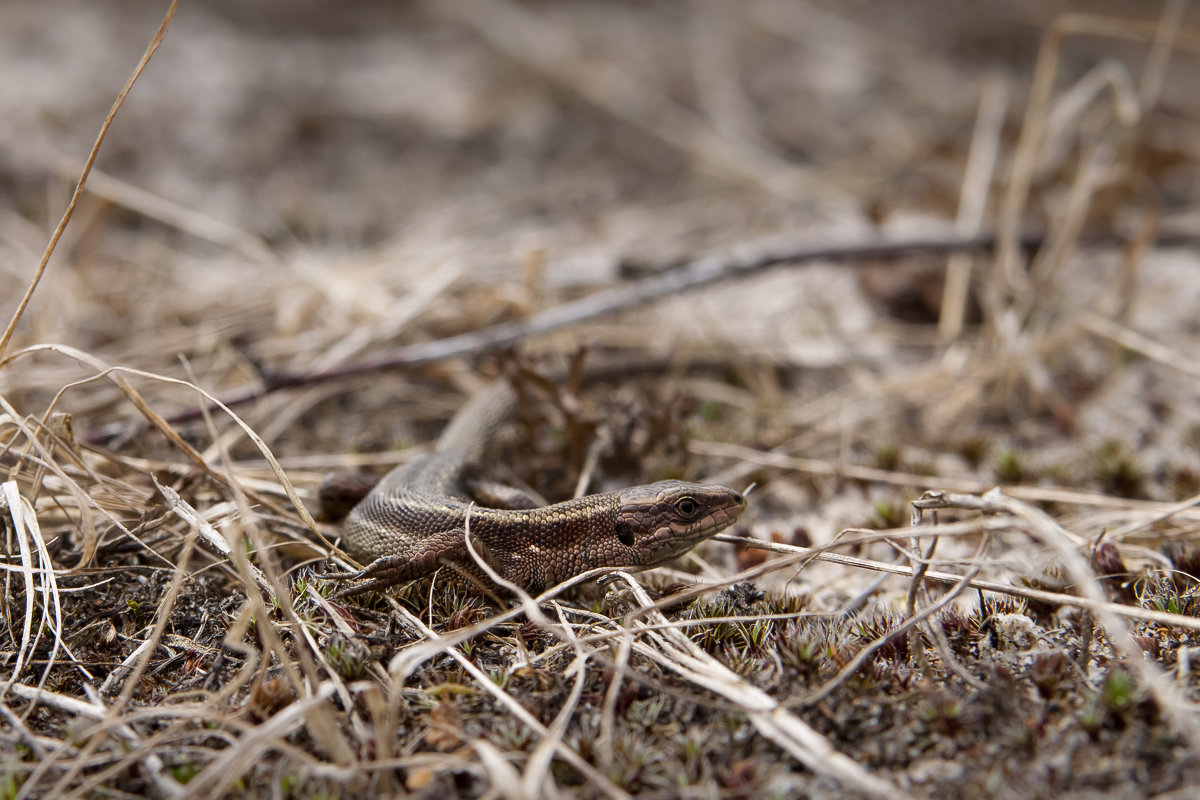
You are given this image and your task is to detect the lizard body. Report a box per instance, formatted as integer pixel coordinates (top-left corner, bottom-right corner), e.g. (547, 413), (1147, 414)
(334, 381), (746, 596)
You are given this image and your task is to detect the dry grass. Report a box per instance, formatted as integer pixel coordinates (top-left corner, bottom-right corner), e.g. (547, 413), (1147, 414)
(4, 1), (1200, 798)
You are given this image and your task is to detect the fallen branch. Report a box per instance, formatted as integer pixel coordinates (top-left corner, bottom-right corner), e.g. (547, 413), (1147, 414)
(83, 225), (1200, 443)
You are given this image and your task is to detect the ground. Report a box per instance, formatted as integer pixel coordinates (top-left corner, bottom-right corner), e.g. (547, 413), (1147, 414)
(2, 1), (1200, 798)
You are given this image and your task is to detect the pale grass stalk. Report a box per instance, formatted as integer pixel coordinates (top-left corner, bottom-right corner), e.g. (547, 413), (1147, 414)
(609, 572), (906, 800)
(917, 490), (1200, 750)
(7, 684), (185, 799)
(27, 522), (198, 800)
(995, 7), (1197, 293)
(711, 530), (1200, 632)
(0, 1), (179, 360)
(390, 602), (629, 800)
(940, 77), (1007, 341)
(1139, 0), (1188, 110)
(694, 438), (1200, 523)
(5, 344), (328, 546)
(173, 683), (339, 799)
(798, 552), (983, 708)
(1083, 312), (1200, 383)
(2, 142), (274, 263)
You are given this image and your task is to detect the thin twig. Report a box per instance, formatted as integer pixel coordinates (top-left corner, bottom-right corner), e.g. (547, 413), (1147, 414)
(711, 532), (1200, 632)
(78, 224), (1200, 443)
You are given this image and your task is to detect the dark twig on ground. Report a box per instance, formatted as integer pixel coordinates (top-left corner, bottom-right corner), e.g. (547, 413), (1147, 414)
(81, 225), (1198, 443)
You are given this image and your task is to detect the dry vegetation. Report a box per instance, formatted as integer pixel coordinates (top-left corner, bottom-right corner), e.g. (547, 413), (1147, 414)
(4, 1), (1200, 798)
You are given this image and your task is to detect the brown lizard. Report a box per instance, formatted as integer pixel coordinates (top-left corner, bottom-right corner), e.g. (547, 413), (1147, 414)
(328, 380), (747, 597)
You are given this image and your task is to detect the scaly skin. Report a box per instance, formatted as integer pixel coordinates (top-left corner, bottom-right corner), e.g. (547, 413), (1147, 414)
(334, 382), (747, 596)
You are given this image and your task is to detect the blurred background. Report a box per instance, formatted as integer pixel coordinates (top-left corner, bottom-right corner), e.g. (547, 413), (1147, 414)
(2, 0), (1199, 498)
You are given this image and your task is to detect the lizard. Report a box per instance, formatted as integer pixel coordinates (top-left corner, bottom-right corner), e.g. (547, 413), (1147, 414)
(327, 379), (747, 597)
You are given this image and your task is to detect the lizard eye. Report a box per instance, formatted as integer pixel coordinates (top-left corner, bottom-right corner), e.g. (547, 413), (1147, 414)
(674, 497), (699, 518)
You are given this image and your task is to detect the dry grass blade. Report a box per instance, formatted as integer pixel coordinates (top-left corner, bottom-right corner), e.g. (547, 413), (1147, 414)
(0, 480), (63, 701)
(520, 602), (591, 799)
(419, 509), (615, 797)
(0, 0), (179, 359)
(715, 530), (1200, 631)
(609, 572), (906, 799)
(3, 142), (275, 263)
(412, 510), (619, 796)
(6, 683), (185, 799)
(1083, 313), (1200, 383)
(1138, 0), (1188, 109)
(151, 475), (271, 595)
(6, 344), (326, 543)
(177, 683), (339, 799)
(916, 489), (1200, 749)
(5, 2), (1200, 796)
(939, 76), (1007, 341)
(0, 392), (147, 568)
(386, 563), (620, 682)
(468, 739), (525, 800)
(695, 439), (1200, 521)
(389, 603), (630, 800)
(597, 619), (633, 769)
(18, 520), (200, 800)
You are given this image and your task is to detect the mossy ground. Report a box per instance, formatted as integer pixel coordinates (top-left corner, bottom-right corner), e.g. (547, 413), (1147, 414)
(3, 2), (1200, 797)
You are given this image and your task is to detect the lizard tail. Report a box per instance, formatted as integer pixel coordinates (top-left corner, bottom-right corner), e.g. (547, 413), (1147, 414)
(435, 379), (518, 462)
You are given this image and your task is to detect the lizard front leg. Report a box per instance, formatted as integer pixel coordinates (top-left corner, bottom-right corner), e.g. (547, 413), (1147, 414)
(329, 526), (504, 598)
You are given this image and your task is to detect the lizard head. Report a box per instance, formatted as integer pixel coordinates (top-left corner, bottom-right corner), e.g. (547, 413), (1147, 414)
(612, 480), (747, 567)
